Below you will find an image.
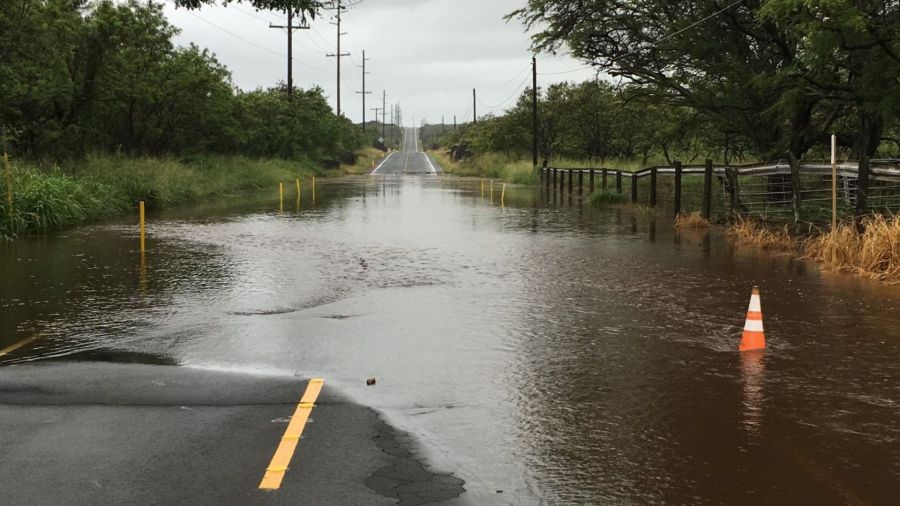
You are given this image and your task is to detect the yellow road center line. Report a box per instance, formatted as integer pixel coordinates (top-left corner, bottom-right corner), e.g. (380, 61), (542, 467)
(259, 378), (325, 490)
(0, 335), (40, 358)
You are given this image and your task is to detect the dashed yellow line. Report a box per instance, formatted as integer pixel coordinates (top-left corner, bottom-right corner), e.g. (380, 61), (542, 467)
(0, 335), (40, 358)
(259, 378), (325, 490)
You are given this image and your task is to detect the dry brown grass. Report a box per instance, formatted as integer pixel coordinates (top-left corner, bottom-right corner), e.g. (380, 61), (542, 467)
(804, 215), (900, 283)
(675, 211), (710, 229)
(726, 216), (798, 253)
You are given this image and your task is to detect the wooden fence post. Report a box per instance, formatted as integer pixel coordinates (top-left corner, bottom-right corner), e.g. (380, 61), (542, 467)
(631, 173), (638, 204)
(650, 167), (658, 207)
(702, 159), (713, 220)
(544, 161), (550, 190)
(616, 170), (623, 194)
(673, 161), (682, 218)
(589, 169), (595, 194)
(568, 169), (574, 195)
(601, 168), (608, 190)
(726, 168), (739, 215)
(578, 170), (584, 198)
(552, 168), (557, 189)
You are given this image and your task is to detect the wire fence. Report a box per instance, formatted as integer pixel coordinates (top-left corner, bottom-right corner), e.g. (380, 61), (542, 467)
(543, 160), (900, 222)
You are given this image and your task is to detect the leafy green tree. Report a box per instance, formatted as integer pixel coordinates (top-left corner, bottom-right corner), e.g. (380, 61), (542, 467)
(760, 0), (900, 223)
(508, 0), (845, 219)
(1, 0), (366, 166)
(172, 0), (322, 19)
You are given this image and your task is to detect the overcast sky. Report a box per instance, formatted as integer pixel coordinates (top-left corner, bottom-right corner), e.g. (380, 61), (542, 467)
(160, 0), (597, 126)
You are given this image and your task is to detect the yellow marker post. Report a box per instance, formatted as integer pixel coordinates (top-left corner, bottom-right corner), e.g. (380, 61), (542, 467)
(139, 201), (146, 253)
(490, 179), (494, 203)
(279, 183), (285, 213)
(259, 378), (325, 490)
(481, 178), (484, 199)
(312, 177), (317, 206)
(501, 183), (506, 207)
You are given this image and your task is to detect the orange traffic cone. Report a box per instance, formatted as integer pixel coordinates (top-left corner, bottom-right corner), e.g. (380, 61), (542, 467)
(739, 286), (766, 352)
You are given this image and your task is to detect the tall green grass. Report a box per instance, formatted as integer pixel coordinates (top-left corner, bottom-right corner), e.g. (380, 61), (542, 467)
(589, 189), (628, 207)
(429, 151), (538, 184)
(0, 155), (326, 239)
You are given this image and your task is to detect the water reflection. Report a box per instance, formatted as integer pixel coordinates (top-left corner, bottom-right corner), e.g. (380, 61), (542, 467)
(741, 350), (766, 436)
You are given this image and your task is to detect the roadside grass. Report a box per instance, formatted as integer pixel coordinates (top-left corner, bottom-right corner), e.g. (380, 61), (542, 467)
(429, 151), (537, 184)
(548, 157), (653, 172)
(726, 216), (798, 253)
(675, 211), (711, 229)
(0, 152), (366, 239)
(589, 189), (628, 208)
(804, 215), (900, 283)
(340, 147), (386, 175)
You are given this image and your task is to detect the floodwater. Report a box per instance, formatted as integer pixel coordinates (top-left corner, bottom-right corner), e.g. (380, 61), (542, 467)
(2, 176), (899, 505)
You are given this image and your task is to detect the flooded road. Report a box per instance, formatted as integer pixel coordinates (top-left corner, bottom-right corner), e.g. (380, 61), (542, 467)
(2, 175), (900, 504)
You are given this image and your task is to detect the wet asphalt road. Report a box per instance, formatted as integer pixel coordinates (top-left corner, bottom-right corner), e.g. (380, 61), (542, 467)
(372, 128), (441, 175)
(0, 363), (466, 505)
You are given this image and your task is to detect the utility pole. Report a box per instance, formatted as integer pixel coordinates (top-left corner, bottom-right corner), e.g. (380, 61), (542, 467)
(532, 55), (539, 168)
(473, 89), (477, 124)
(381, 90), (387, 143)
(390, 104), (395, 147)
(326, 0), (350, 116)
(355, 50), (371, 132)
(441, 116), (445, 132)
(371, 107), (382, 136)
(269, 5), (309, 100)
(454, 115), (457, 129)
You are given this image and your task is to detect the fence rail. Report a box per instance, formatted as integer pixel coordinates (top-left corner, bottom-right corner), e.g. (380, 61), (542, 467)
(541, 160), (900, 221)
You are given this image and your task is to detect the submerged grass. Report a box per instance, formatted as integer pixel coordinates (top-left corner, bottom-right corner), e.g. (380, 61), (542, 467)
(720, 215), (900, 283)
(589, 189), (628, 207)
(0, 154), (347, 239)
(726, 216), (798, 253)
(804, 215), (900, 283)
(675, 211), (711, 229)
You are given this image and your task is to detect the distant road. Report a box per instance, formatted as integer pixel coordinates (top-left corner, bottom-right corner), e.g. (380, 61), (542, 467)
(371, 128), (442, 175)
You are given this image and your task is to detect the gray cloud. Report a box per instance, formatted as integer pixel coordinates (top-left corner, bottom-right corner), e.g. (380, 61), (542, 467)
(162, 0), (596, 125)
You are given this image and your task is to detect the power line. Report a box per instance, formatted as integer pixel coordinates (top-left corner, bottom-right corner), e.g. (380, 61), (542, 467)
(184, 11), (284, 58)
(539, 65), (592, 76)
(230, 4), (281, 24)
(489, 64), (531, 92)
(479, 74), (530, 111)
(618, 0), (744, 60)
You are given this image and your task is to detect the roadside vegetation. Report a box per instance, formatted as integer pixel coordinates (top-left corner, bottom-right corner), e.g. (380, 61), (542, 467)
(0, 0), (379, 239)
(804, 216), (900, 283)
(589, 189), (627, 208)
(674, 212), (711, 230)
(423, 0), (900, 283)
(1, 156), (323, 237)
(725, 215), (900, 284)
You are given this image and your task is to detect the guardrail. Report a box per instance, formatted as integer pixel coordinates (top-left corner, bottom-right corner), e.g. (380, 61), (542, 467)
(541, 160), (900, 221)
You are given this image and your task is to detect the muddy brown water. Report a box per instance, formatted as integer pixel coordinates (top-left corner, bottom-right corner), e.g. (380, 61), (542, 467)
(2, 176), (899, 505)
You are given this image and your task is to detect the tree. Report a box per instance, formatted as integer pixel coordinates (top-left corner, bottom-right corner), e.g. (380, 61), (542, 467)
(172, 0), (322, 19)
(508, 0), (843, 220)
(760, 0), (900, 225)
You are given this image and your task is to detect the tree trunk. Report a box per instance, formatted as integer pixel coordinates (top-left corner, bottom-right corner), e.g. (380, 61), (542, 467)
(855, 111), (883, 232)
